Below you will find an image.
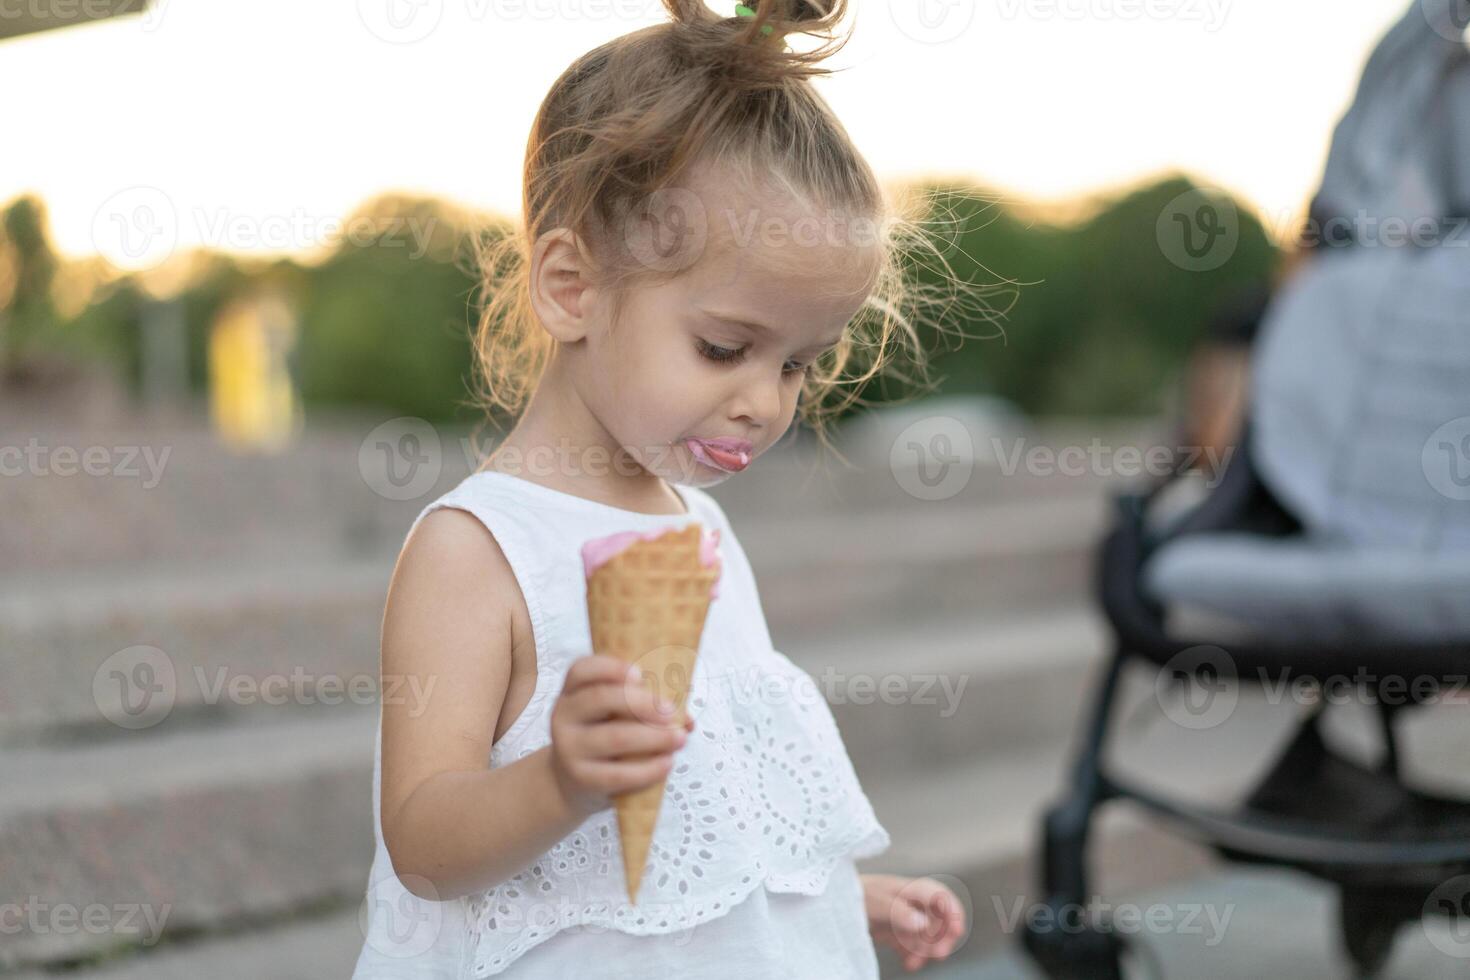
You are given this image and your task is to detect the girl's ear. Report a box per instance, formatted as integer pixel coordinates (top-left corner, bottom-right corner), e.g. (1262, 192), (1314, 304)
(528, 228), (598, 344)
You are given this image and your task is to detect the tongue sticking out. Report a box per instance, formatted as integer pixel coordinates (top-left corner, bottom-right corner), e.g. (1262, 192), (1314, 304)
(706, 445), (747, 469)
(688, 439), (749, 471)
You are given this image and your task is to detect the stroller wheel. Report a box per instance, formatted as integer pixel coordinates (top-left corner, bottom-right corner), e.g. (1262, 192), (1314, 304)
(1019, 901), (1125, 980)
(1338, 887), (1400, 977)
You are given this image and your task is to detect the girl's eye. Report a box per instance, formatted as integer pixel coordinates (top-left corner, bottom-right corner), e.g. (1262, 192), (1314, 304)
(695, 339), (808, 377)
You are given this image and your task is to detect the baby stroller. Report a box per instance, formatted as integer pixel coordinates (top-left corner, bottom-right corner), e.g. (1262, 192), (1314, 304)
(1020, 3), (1470, 976)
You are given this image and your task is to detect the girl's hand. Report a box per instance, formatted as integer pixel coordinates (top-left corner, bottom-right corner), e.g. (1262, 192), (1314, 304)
(861, 873), (968, 973)
(548, 654), (695, 818)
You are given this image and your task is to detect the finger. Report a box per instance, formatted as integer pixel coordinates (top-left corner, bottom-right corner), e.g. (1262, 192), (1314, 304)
(583, 720), (688, 761)
(563, 654), (637, 696)
(569, 751), (675, 796)
(569, 676), (673, 726)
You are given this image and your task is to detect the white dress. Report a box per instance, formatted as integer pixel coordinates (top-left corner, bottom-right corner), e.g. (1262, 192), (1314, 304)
(352, 471), (891, 979)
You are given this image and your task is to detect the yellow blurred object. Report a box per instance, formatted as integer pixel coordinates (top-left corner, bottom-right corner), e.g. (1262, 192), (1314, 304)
(208, 289), (301, 453)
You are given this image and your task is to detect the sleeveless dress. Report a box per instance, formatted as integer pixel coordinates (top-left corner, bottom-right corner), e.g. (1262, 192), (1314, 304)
(352, 470), (892, 979)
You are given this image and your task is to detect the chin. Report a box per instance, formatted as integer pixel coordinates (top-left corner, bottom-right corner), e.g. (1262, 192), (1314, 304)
(673, 467), (735, 489)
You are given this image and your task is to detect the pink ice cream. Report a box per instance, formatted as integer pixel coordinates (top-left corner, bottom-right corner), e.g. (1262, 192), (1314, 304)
(581, 525), (723, 599)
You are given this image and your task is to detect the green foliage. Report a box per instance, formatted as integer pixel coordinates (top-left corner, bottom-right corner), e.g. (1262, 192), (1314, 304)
(293, 229), (480, 424)
(3, 176), (1279, 421)
(903, 175), (1279, 417)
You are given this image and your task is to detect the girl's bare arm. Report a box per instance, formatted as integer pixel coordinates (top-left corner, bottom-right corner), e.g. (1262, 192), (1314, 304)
(378, 507), (584, 901)
(378, 507), (689, 901)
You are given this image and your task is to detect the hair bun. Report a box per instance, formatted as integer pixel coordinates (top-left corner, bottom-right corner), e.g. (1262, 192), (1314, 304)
(662, 0), (845, 36)
(660, 0), (850, 84)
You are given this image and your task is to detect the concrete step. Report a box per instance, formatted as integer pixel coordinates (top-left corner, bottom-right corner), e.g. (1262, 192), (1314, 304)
(5, 413), (1151, 573)
(0, 708), (377, 972)
(0, 557), (392, 746)
(2, 699), (1231, 979)
(7, 903), (366, 980)
(743, 493), (1107, 645)
(16, 649), (1470, 977)
(0, 492), (1103, 744)
(934, 869), (1470, 980)
(791, 604), (1110, 769)
(0, 600), (1101, 972)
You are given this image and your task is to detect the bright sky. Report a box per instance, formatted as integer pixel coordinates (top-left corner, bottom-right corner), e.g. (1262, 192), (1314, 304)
(0, 0), (1425, 269)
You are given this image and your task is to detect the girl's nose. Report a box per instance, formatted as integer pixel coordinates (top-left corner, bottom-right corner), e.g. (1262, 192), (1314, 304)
(729, 372), (782, 430)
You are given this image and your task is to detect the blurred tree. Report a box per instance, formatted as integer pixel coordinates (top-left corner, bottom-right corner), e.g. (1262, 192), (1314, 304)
(0, 195), (60, 384)
(13, 177), (1280, 423)
(292, 194), (482, 424)
(900, 175), (1278, 418)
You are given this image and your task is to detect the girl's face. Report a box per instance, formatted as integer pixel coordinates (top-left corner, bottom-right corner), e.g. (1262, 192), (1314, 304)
(576, 186), (881, 490)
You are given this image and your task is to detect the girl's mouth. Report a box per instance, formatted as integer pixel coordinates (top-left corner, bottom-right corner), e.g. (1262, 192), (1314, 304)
(686, 438), (752, 473)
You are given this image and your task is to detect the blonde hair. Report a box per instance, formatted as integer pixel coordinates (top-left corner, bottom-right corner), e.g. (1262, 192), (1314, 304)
(468, 0), (997, 467)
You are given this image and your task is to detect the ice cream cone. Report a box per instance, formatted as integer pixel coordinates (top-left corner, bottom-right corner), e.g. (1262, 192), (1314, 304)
(582, 522), (721, 904)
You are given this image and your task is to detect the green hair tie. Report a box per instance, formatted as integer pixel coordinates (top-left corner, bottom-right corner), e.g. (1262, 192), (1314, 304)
(734, 3), (775, 36)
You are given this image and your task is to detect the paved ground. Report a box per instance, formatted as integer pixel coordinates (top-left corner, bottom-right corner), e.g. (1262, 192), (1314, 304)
(930, 868), (1469, 980)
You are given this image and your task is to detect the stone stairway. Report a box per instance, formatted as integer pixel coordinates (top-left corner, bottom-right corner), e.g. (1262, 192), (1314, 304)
(4, 410), (1247, 978)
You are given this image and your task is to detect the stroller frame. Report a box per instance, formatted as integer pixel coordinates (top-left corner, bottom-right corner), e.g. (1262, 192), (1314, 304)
(1019, 420), (1470, 978)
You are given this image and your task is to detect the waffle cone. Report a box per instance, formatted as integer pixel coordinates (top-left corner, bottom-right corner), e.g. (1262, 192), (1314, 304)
(584, 523), (719, 905)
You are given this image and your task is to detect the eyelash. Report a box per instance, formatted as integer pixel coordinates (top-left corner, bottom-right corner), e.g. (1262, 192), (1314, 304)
(696, 339), (811, 377)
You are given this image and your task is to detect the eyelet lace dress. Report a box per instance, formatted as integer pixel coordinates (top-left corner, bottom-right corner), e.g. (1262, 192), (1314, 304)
(352, 471), (891, 979)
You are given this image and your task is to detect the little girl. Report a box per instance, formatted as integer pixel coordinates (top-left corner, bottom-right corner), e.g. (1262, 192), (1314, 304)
(354, 2), (968, 976)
